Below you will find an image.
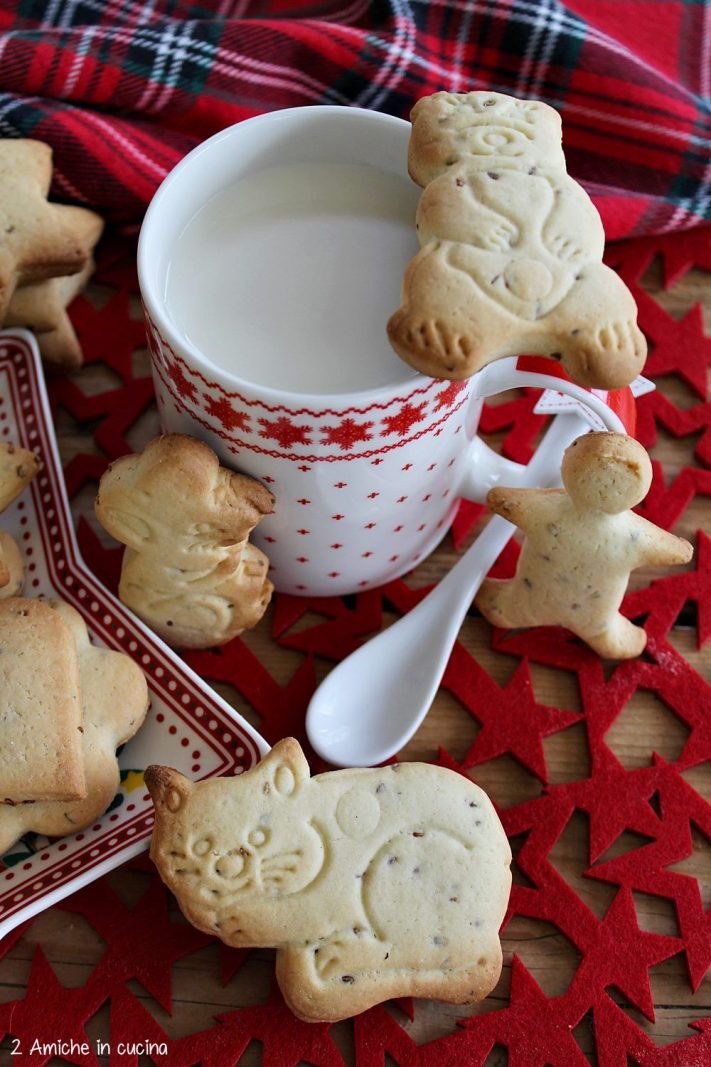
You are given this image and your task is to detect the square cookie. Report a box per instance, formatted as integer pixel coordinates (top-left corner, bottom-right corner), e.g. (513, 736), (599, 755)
(0, 598), (86, 803)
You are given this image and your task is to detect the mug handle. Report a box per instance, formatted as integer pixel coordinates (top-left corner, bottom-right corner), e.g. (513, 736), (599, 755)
(460, 355), (631, 502)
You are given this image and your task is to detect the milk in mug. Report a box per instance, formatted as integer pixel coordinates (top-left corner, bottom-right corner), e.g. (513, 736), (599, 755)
(164, 161), (421, 395)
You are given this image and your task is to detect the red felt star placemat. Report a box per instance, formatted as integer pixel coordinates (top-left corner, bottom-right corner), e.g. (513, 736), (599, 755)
(0, 227), (708, 1064)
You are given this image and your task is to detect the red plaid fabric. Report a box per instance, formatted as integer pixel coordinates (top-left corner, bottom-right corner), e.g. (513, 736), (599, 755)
(0, 1), (708, 237)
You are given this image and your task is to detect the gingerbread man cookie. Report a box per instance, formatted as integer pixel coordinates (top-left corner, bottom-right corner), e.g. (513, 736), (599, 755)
(476, 433), (693, 659)
(146, 738), (512, 1022)
(388, 91), (647, 389)
(95, 434), (274, 648)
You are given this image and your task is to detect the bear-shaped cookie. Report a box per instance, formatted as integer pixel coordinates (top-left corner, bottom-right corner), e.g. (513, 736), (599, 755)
(95, 434), (274, 648)
(476, 432), (693, 659)
(146, 738), (512, 1022)
(388, 91), (647, 390)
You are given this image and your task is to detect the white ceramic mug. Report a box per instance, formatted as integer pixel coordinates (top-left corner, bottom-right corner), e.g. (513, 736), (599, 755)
(138, 106), (628, 596)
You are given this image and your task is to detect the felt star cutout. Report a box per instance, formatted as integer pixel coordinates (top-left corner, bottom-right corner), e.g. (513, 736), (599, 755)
(459, 956), (589, 1066)
(168, 983), (344, 1067)
(479, 391), (547, 463)
(353, 1004), (458, 1065)
(76, 515), (123, 594)
(106, 986), (172, 1064)
(549, 765), (662, 862)
(606, 226), (711, 291)
(271, 588), (382, 660)
(636, 288), (711, 400)
(586, 759), (711, 990)
(62, 453), (111, 499)
(623, 530), (711, 648)
(0, 140), (89, 317)
(443, 646), (581, 783)
(68, 289), (146, 382)
(656, 226), (711, 287)
(49, 377), (155, 459)
(219, 945), (251, 986)
(0, 946), (102, 1066)
(59, 879), (212, 1012)
(592, 993), (711, 1067)
(185, 638), (318, 750)
(634, 460), (711, 531)
(634, 389), (711, 468)
(603, 237), (657, 287)
(450, 498), (485, 549)
(567, 887), (681, 1020)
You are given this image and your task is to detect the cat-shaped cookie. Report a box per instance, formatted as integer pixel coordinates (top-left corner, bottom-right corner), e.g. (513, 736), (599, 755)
(146, 738), (512, 1022)
(388, 91), (647, 389)
(95, 434), (274, 648)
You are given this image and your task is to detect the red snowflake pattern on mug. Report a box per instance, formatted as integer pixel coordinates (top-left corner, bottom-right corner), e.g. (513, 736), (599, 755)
(320, 418), (374, 450)
(434, 381), (468, 410)
(166, 360), (197, 401)
(258, 416), (312, 449)
(380, 402), (427, 437)
(205, 394), (251, 433)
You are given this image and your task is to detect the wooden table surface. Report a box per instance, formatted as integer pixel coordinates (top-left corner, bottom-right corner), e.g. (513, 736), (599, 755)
(0, 256), (708, 1063)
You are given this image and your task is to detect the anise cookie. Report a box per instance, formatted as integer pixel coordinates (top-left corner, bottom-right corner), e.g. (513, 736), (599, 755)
(0, 531), (24, 599)
(146, 738), (512, 1022)
(0, 140), (92, 320)
(0, 442), (40, 512)
(476, 433), (693, 658)
(388, 91), (647, 390)
(0, 598), (85, 804)
(0, 442), (40, 599)
(5, 204), (104, 369)
(95, 434), (274, 648)
(0, 598), (148, 853)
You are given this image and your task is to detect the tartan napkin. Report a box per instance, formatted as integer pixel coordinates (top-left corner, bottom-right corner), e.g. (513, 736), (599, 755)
(0, 0), (708, 238)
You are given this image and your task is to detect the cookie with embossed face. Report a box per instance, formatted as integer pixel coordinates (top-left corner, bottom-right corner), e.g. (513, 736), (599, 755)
(476, 432), (693, 658)
(388, 90), (647, 390)
(146, 738), (512, 1022)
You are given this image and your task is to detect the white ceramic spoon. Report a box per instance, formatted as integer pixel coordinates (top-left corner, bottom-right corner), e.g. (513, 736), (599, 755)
(305, 412), (594, 767)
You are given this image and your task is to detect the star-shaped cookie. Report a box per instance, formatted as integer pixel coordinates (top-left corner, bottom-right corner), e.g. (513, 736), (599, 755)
(5, 203), (104, 368)
(0, 140), (91, 320)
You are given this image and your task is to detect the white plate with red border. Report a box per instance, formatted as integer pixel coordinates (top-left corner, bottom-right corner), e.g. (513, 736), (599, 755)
(0, 329), (268, 939)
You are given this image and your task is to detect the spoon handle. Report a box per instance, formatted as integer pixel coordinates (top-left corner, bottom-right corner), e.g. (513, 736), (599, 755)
(435, 410), (588, 608)
(306, 412), (589, 766)
(385, 411), (589, 711)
